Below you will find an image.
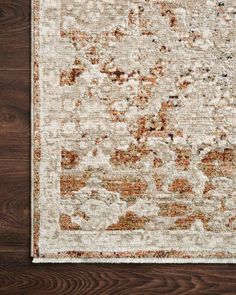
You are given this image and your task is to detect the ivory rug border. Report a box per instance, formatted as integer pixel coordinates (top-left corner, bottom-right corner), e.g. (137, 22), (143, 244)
(32, 0), (236, 263)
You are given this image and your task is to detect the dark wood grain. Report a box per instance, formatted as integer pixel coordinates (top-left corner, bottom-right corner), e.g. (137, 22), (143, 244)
(0, 0), (30, 69)
(1, 264), (236, 295)
(0, 1), (236, 294)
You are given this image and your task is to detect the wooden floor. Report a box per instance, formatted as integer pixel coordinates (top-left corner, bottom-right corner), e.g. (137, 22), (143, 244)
(0, 1), (236, 294)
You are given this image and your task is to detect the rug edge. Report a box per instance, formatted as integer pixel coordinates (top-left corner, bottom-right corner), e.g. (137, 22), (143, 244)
(31, 0), (35, 258)
(31, 0), (41, 258)
(33, 258), (236, 264)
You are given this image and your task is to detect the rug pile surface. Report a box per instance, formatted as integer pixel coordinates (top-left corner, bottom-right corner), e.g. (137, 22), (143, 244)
(32, 0), (236, 262)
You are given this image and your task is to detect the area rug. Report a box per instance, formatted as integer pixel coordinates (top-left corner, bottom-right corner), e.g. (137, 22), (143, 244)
(32, 0), (236, 263)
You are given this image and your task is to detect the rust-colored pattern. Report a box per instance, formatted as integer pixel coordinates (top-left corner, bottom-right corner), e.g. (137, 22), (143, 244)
(32, 0), (236, 262)
(107, 211), (150, 230)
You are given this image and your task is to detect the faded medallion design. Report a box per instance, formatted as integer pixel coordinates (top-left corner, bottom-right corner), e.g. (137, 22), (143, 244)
(32, 0), (236, 262)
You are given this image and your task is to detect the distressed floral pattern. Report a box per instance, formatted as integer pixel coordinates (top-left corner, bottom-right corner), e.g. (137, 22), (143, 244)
(32, 0), (236, 262)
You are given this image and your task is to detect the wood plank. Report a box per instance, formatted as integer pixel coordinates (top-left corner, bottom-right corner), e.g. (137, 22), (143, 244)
(0, 70), (30, 264)
(0, 0), (30, 69)
(1, 264), (236, 295)
(0, 70), (30, 159)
